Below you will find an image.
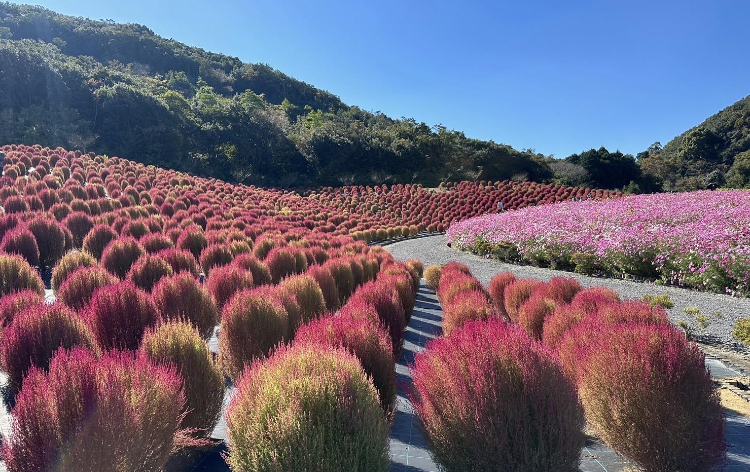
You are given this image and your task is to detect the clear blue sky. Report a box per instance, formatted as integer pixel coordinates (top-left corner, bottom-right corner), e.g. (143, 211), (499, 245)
(21, 0), (750, 157)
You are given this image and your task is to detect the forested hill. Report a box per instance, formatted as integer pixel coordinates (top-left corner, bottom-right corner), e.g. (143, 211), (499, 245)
(637, 94), (750, 191)
(0, 2), (554, 188)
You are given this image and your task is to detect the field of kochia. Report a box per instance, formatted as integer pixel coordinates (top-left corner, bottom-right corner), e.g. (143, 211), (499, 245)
(0, 144), (727, 472)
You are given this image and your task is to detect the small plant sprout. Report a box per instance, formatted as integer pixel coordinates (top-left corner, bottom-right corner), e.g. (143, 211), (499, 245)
(642, 294), (674, 309)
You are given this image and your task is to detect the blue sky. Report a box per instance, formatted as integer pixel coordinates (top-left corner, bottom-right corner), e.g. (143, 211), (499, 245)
(21, 0), (750, 157)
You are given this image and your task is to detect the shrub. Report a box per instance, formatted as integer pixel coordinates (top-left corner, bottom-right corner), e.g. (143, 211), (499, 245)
(57, 266), (118, 311)
(1, 226), (40, 266)
(596, 300), (669, 326)
(541, 304), (589, 350)
(266, 247), (299, 283)
(177, 228), (208, 261)
(127, 254), (174, 292)
(503, 279), (545, 322)
(51, 250), (97, 292)
(406, 258), (424, 278)
(200, 244), (233, 276)
(1, 303), (98, 393)
(140, 233), (175, 253)
(437, 273), (484, 305)
(101, 237), (145, 279)
(733, 318), (750, 345)
(571, 287), (620, 314)
(642, 293), (675, 309)
(85, 281), (159, 350)
(232, 253), (272, 285)
(0, 290), (44, 329)
(439, 261), (471, 280)
(280, 275), (326, 324)
(295, 315), (396, 412)
(411, 319), (585, 472)
(1, 348), (186, 472)
(488, 271), (516, 317)
(82, 224), (118, 260)
(325, 259), (355, 303)
(219, 290), (289, 379)
(0, 254), (45, 297)
(443, 289), (497, 335)
(578, 323), (725, 472)
(225, 344), (390, 472)
(424, 264), (442, 290)
(348, 281), (406, 356)
(307, 265), (340, 311)
(517, 295), (556, 340)
(156, 248), (200, 278)
(141, 322), (225, 439)
(533, 277), (582, 304)
(27, 216), (67, 268)
(206, 264), (255, 310)
(63, 211), (94, 248)
(338, 298), (380, 325)
(152, 273), (218, 340)
(248, 285), (303, 339)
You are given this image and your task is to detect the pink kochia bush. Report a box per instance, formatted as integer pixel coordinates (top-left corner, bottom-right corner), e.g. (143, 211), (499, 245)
(1, 226), (40, 266)
(488, 271), (516, 318)
(266, 247), (300, 283)
(51, 250), (97, 292)
(307, 265), (341, 310)
(280, 274), (326, 324)
(410, 319), (585, 472)
(152, 273), (219, 340)
(442, 289), (497, 336)
(101, 237), (145, 279)
(348, 280), (406, 356)
(295, 313), (396, 412)
(503, 279), (544, 322)
(57, 266), (118, 311)
(224, 344), (390, 472)
(578, 323), (725, 472)
(0, 290), (44, 329)
(84, 281), (159, 350)
(1, 348), (187, 472)
(1, 303), (98, 393)
(206, 264), (255, 310)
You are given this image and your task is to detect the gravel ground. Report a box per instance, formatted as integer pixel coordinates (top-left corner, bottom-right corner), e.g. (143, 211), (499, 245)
(385, 234), (750, 356)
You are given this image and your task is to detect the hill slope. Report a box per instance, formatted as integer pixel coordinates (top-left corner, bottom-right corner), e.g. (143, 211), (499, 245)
(0, 3), (554, 188)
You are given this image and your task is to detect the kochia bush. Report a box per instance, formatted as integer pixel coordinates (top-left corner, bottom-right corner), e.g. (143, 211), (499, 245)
(1, 226), (40, 266)
(280, 274), (326, 324)
(0, 290), (44, 329)
(348, 280), (406, 356)
(488, 271), (516, 318)
(84, 281), (159, 350)
(57, 266), (118, 311)
(101, 237), (145, 279)
(152, 273), (218, 340)
(51, 250), (97, 292)
(307, 265), (340, 311)
(127, 254), (174, 292)
(1, 348), (186, 472)
(423, 264), (442, 291)
(503, 279), (544, 322)
(82, 223), (118, 260)
(410, 320), (585, 472)
(0, 254), (45, 297)
(225, 344), (390, 472)
(27, 216), (67, 268)
(206, 264), (255, 310)
(442, 289), (497, 336)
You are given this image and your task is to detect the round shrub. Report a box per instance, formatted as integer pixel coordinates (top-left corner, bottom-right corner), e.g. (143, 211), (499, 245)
(156, 248), (200, 278)
(437, 273), (484, 305)
(383, 273), (416, 321)
(101, 237), (145, 279)
(27, 216), (67, 268)
(127, 254), (174, 292)
(411, 319), (585, 472)
(307, 265), (340, 311)
(439, 261), (471, 281)
(1, 226), (40, 266)
(177, 228), (208, 261)
(443, 289), (497, 336)
(141, 322), (225, 439)
(0, 254), (45, 297)
(518, 294), (556, 340)
(1, 348), (185, 472)
(140, 233), (175, 253)
(225, 344), (390, 472)
(578, 323), (725, 472)
(424, 264), (442, 291)
(503, 279), (544, 322)
(266, 247), (299, 283)
(570, 287), (620, 314)
(488, 271), (516, 317)
(152, 273), (218, 340)
(247, 285), (303, 339)
(200, 244), (233, 276)
(280, 275), (326, 324)
(57, 266), (118, 311)
(325, 259), (355, 303)
(295, 314), (396, 412)
(207, 264), (255, 311)
(63, 211), (94, 248)
(533, 277), (582, 304)
(0, 289), (44, 330)
(85, 281), (159, 350)
(1, 303), (98, 393)
(338, 298), (381, 326)
(219, 290), (289, 379)
(406, 258), (424, 278)
(232, 253), (272, 285)
(348, 281), (406, 356)
(82, 224), (118, 260)
(51, 250), (97, 292)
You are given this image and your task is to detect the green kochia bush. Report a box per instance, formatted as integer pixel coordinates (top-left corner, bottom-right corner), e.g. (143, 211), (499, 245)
(0, 254), (45, 297)
(225, 344), (390, 472)
(411, 319), (585, 472)
(1, 348), (188, 472)
(152, 272), (218, 340)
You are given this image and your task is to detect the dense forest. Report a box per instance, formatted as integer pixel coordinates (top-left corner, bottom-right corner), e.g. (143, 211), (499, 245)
(0, 3), (748, 191)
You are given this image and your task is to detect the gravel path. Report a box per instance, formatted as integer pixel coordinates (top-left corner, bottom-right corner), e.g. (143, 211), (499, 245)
(386, 234), (750, 355)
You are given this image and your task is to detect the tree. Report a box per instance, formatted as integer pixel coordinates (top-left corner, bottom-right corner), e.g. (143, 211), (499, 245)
(726, 151), (750, 188)
(566, 147), (640, 190)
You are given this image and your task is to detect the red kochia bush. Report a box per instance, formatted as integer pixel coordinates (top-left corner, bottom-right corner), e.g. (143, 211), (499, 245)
(85, 281), (159, 350)
(295, 314), (396, 412)
(266, 247), (299, 283)
(503, 279), (544, 322)
(325, 259), (355, 303)
(156, 248), (200, 278)
(200, 244), (233, 276)
(570, 287), (620, 314)
(63, 211), (94, 248)
(517, 294), (556, 340)
(27, 216), (67, 268)
(101, 237), (145, 279)
(0, 290), (44, 329)
(307, 265), (341, 310)
(348, 280), (406, 356)
(1, 348), (186, 472)
(411, 319), (585, 472)
(140, 233), (175, 253)
(219, 290), (289, 379)
(1, 303), (98, 393)
(488, 271), (516, 317)
(51, 250), (97, 292)
(57, 266), (118, 311)
(437, 272), (484, 305)
(232, 253), (272, 286)
(152, 273), (218, 340)
(82, 224), (118, 260)
(0, 254), (45, 297)
(207, 264), (255, 310)
(578, 323), (725, 472)
(442, 289), (497, 336)
(127, 254), (174, 292)
(533, 277), (582, 304)
(1, 226), (40, 266)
